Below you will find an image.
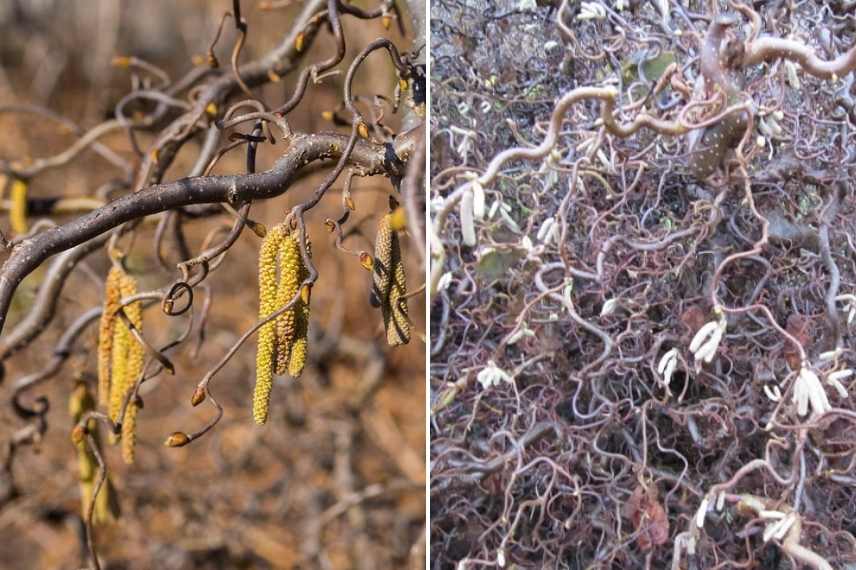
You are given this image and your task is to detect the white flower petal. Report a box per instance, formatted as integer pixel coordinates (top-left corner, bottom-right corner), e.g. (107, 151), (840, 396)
(600, 298), (619, 317)
(689, 321), (719, 353)
(460, 190), (476, 246)
(695, 496), (710, 528)
(472, 181), (486, 220)
(437, 272), (453, 292)
(828, 369), (854, 382)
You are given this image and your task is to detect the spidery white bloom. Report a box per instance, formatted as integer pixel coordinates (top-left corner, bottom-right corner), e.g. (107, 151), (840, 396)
(471, 180), (486, 220)
(459, 189), (476, 246)
(762, 512), (797, 543)
(600, 298), (619, 317)
(763, 384), (782, 402)
(792, 366), (831, 417)
(436, 272), (453, 293)
(657, 348), (679, 387)
(827, 369), (852, 399)
(507, 325), (535, 346)
(695, 495), (711, 528)
(835, 293), (856, 326)
(477, 361), (514, 389)
(689, 313), (726, 365)
(577, 2), (607, 21)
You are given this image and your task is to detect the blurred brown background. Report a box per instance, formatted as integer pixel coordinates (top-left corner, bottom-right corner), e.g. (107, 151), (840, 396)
(0, 1), (425, 568)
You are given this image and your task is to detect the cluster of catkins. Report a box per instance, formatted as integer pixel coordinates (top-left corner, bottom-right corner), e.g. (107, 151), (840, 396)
(252, 207), (410, 424)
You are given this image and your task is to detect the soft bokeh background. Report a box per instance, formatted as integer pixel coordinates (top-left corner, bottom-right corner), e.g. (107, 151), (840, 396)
(0, 1), (425, 568)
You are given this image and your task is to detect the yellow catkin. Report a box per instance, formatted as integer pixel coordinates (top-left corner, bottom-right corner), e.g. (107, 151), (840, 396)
(108, 317), (130, 423)
(374, 214), (409, 345)
(121, 398), (138, 464)
(10, 179), (28, 234)
(108, 271), (140, 425)
(119, 273), (143, 462)
(97, 267), (123, 407)
(253, 224), (285, 424)
(386, 242), (410, 346)
(373, 214), (394, 304)
(274, 233), (301, 375)
(289, 237), (311, 378)
(70, 381), (119, 525)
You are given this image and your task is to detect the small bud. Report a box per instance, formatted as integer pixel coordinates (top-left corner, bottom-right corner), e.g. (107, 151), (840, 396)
(190, 387), (206, 407)
(247, 220), (267, 238)
(382, 15), (391, 29)
(205, 103), (218, 118)
(359, 252), (374, 271)
(295, 32), (305, 52)
(357, 121), (369, 139)
(71, 425), (86, 445)
(164, 432), (191, 447)
(267, 69), (281, 83)
(321, 110), (334, 121)
(344, 195), (356, 211)
(112, 56), (131, 68)
(399, 78), (409, 92)
(300, 283), (312, 304)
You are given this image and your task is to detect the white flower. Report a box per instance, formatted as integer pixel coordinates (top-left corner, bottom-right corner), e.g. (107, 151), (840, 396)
(476, 361), (513, 389)
(507, 325), (535, 345)
(498, 206), (520, 233)
(763, 512), (797, 543)
(689, 316), (726, 365)
(487, 199), (501, 220)
(715, 492), (726, 512)
(436, 272), (453, 293)
(577, 2), (606, 20)
(497, 549), (506, 568)
(657, 348), (679, 387)
(600, 298), (619, 317)
(763, 384), (782, 402)
(827, 369), (852, 399)
(819, 348), (842, 361)
(695, 495), (710, 528)
(835, 294), (856, 326)
(792, 366), (831, 417)
(460, 189), (476, 246)
(785, 60), (801, 89)
(536, 217), (556, 243)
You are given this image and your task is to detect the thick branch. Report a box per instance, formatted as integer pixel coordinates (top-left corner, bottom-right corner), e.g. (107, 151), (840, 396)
(743, 37), (856, 79)
(0, 132), (411, 337)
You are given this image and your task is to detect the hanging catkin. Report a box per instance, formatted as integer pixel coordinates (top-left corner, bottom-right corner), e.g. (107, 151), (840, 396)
(70, 381), (119, 525)
(97, 267), (123, 407)
(253, 224), (285, 424)
(254, 225), (312, 425)
(273, 233), (301, 376)
(374, 214), (410, 346)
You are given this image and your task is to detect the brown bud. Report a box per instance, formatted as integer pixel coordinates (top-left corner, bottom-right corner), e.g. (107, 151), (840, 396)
(295, 32), (305, 52)
(191, 386), (206, 407)
(71, 425), (86, 445)
(359, 252), (374, 271)
(300, 284), (312, 304)
(344, 195), (356, 211)
(357, 121), (369, 139)
(164, 432), (191, 448)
